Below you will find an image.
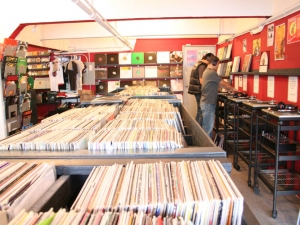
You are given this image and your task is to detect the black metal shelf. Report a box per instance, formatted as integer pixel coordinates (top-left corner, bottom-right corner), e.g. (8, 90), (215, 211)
(230, 68), (300, 76)
(257, 142), (300, 161)
(27, 62), (50, 64)
(259, 169), (300, 194)
(26, 55), (50, 58)
(28, 68), (50, 71)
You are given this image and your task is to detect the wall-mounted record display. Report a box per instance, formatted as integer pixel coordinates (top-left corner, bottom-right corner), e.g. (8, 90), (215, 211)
(107, 81), (120, 93)
(94, 54), (107, 66)
(241, 54), (252, 72)
(95, 68), (107, 79)
(157, 51), (170, 63)
(171, 79), (183, 91)
(158, 79), (171, 87)
(96, 81), (108, 94)
(259, 52), (269, 72)
(107, 53), (119, 64)
(107, 67), (120, 79)
(131, 52), (144, 64)
(119, 52), (131, 64)
(157, 65), (170, 78)
(132, 66), (145, 78)
(120, 66), (132, 78)
(170, 65), (183, 77)
(145, 66), (157, 78)
(144, 52), (157, 64)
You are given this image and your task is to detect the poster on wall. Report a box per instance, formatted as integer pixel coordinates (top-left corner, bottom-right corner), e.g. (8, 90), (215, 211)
(287, 15), (300, 44)
(267, 24), (274, 47)
(288, 76), (298, 102)
(254, 75), (259, 93)
(275, 23), (286, 60)
(186, 50), (197, 66)
(243, 75), (247, 91)
(267, 76), (275, 98)
(198, 50), (211, 61)
(243, 39), (247, 52)
(253, 38), (261, 56)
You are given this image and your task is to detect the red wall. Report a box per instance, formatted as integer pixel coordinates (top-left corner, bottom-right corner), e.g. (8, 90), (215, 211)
(218, 11), (300, 173)
(218, 10), (300, 107)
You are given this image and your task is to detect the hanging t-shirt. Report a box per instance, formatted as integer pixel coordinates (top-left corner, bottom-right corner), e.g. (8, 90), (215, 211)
(48, 61), (64, 92)
(74, 60), (86, 91)
(66, 61), (78, 90)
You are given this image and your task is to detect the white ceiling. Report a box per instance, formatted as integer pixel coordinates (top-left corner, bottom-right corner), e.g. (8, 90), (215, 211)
(1, 0), (300, 51)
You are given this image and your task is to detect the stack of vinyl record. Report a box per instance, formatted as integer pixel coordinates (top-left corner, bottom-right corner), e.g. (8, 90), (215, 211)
(0, 161), (56, 220)
(8, 160), (243, 225)
(0, 105), (119, 151)
(115, 86), (169, 96)
(88, 99), (185, 152)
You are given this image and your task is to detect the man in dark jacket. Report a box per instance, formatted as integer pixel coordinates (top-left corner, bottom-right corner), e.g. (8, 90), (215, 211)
(188, 53), (214, 126)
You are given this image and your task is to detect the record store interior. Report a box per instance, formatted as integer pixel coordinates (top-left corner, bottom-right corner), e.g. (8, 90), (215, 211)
(1, 0), (300, 224)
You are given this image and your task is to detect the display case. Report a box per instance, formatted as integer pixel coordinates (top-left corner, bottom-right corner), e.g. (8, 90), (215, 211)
(254, 109), (300, 218)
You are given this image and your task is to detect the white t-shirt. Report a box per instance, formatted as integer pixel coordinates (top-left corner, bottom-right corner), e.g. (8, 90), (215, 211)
(48, 61), (64, 92)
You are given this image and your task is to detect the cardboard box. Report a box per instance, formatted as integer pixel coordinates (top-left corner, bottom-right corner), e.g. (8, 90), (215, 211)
(78, 90), (95, 102)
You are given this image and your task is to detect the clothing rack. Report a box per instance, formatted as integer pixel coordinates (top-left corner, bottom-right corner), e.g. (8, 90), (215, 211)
(53, 52), (92, 90)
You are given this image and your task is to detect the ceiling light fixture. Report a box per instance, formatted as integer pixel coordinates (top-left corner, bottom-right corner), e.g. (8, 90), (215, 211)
(71, 0), (133, 50)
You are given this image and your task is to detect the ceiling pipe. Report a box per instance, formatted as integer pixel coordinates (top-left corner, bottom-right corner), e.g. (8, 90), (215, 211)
(71, 0), (133, 50)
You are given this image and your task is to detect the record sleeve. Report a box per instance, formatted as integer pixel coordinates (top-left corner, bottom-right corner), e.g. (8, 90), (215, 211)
(96, 81), (108, 94)
(145, 66), (158, 78)
(241, 54), (252, 72)
(94, 54), (107, 66)
(120, 67), (133, 79)
(131, 52), (144, 64)
(158, 80), (170, 87)
(95, 68), (107, 79)
(225, 43), (233, 59)
(108, 81), (120, 93)
(259, 52), (268, 73)
(132, 66), (145, 78)
(107, 53), (119, 65)
(170, 51), (183, 63)
(157, 52), (170, 63)
(232, 56), (241, 72)
(119, 53), (132, 64)
(170, 65), (182, 77)
(144, 52), (157, 64)
(170, 79), (183, 92)
(108, 67), (120, 79)
(157, 66), (170, 78)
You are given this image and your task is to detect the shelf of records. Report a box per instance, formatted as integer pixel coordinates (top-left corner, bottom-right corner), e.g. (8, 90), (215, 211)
(226, 52), (300, 76)
(95, 65), (183, 80)
(96, 79), (184, 95)
(94, 51), (183, 67)
(217, 43), (233, 61)
(0, 160), (244, 225)
(26, 51), (50, 76)
(230, 68), (300, 76)
(0, 99), (187, 152)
